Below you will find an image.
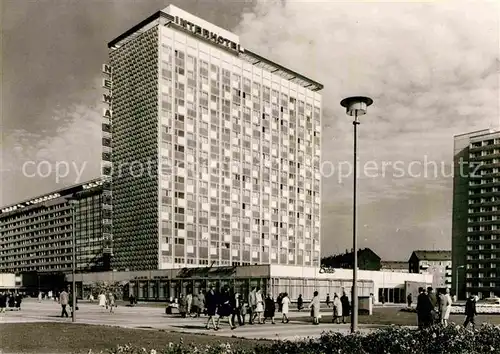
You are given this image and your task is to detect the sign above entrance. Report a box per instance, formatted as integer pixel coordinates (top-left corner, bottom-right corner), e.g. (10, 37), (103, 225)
(319, 266), (336, 274)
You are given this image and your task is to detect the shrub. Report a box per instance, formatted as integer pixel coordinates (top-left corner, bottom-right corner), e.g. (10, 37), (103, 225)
(94, 324), (500, 354)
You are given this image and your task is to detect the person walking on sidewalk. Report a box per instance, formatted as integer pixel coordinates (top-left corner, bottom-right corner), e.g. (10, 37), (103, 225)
(281, 292), (290, 323)
(463, 294), (477, 330)
(59, 289), (69, 318)
(332, 293), (342, 324)
(263, 293), (276, 324)
(309, 291), (321, 325)
(297, 294), (304, 312)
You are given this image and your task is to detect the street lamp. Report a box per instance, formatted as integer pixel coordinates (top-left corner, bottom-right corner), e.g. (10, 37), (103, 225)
(456, 265), (465, 301)
(66, 197), (79, 322)
(340, 96), (373, 334)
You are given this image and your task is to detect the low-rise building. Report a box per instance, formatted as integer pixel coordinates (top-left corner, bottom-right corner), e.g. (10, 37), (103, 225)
(322, 248), (382, 271)
(380, 261), (409, 273)
(408, 250), (452, 290)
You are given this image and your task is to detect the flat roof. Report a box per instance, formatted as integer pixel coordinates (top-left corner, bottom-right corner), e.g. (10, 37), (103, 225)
(454, 129), (495, 138)
(0, 178), (103, 215)
(107, 9), (323, 92)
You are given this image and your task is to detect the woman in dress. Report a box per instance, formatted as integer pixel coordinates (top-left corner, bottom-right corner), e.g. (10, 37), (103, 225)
(98, 292), (106, 308)
(281, 292), (290, 323)
(255, 288), (264, 324)
(308, 291), (321, 325)
(441, 288), (453, 327)
(263, 294), (276, 324)
(332, 293), (343, 324)
(216, 287), (235, 330)
(205, 286), (218, 330)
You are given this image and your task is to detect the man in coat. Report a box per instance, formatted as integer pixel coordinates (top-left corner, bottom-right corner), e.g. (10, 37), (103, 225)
(427, 287), (438, 324)
(340, 292), (351, 324)
(464, 294), (477, 330)
(416, 287), (433, 329)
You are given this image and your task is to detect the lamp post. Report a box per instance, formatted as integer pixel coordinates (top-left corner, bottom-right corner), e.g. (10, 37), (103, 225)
(456, 265), (465, 301)
(340, 96), (373, 334)
(66, 197), (79, 322)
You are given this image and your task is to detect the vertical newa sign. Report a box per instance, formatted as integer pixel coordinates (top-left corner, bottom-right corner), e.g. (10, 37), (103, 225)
(102, 64), (113, 119)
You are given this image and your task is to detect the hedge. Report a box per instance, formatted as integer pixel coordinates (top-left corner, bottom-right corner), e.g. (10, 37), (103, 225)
(89, 324), (500, 354)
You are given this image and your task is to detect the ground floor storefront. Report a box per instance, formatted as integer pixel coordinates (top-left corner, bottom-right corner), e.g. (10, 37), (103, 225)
(67, 264), (433, 303)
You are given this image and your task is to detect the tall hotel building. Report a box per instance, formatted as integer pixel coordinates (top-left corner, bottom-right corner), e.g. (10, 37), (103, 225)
(104, 5), (323, 271)
(453, 129), (500, 300)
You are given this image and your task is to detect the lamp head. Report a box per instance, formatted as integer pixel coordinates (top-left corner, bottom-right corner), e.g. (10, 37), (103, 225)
(340, 96), (373, 116)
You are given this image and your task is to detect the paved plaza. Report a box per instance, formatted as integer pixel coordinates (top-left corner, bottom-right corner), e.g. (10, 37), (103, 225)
(0, 299), (392, 341)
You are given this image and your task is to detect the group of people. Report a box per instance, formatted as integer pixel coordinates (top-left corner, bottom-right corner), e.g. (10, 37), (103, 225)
(0, 291), (23, 312)
(176, 286), (292, 330)
(96, 291), (116, 313)
(417, 286), (479, 330)
(416, 287), (454, 328)
(308, 291), (351, 325)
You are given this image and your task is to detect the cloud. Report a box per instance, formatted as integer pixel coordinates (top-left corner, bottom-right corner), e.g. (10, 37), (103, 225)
(235, 0), (500, 258)
(1, 102), (101, 205)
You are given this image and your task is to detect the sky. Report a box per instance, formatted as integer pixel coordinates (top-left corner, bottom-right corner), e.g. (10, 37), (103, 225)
(1, 0), (499, 261)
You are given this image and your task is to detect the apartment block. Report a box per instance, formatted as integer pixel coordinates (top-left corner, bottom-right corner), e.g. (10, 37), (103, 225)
(0, 179), (109, 274)
(453, 129), (500, 300)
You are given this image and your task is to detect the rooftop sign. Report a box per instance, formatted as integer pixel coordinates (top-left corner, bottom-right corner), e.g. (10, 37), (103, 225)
(173, 16), (244, 54)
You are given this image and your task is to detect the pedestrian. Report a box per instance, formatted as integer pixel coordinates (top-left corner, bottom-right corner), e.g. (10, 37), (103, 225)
(440, 288), (453, 327)
(297, 294), (304, 311)
(407, 293), (412, 308)
(98, 292), (106, 308)
(340, 292), (350, 324)
(248, 287), (257, 324)
(416, 287), (433, 329)
(216, 287), (235, 330)
(427, 287), (438, 324)
(198, 290), (206, 316)
(186, 292), (193, 316)
(463, 294), (477, 330)
(107, 291), (115, 314)
(255, 288), (265, 324)
(7, 293), (15, 309)
(15, 292), (22, 311)
(281, 292), (290, 323)
(263, 293), (276, 324)
(178, 294), (187, 318)
(309, 291), (321, 325)
(59, 289), (69, 318)
(326, 293), (331, 308)
(231, 292), (244, 327)
(38, 292), (43, 303)
(277, 293), (283, 313)
(191, 292), (200, 318)
(332, 293), (342, 324)
(205, 285), (218, 330)
(0, 292), (6, 313)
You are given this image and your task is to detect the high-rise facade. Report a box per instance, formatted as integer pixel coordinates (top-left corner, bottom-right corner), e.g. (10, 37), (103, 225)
(105, 5), (323, 271)
(0, 179), (109, 273)
(452, 129), (500, 300)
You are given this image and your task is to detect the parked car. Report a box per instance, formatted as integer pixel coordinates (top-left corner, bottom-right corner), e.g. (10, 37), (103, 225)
(478, 297), (500, 306)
